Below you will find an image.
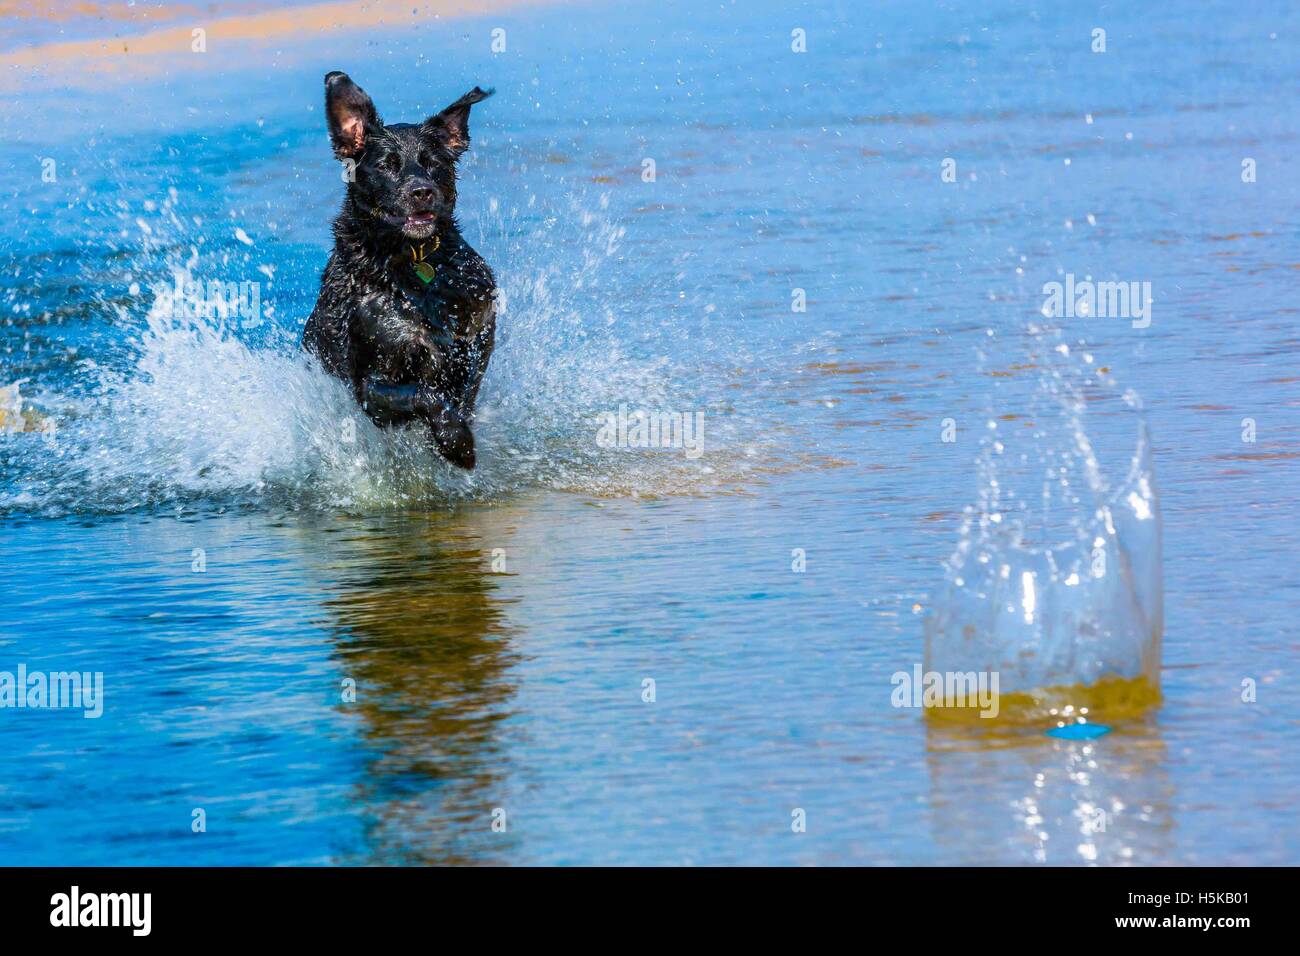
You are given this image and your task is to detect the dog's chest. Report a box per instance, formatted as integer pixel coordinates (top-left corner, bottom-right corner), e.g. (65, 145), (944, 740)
(392, 251), (492, 340)
(389, 272), (481, 345)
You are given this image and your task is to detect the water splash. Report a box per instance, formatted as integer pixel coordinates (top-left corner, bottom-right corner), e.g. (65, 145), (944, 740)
(925, 335), (1163, 725)
(0, 186), (772, 517)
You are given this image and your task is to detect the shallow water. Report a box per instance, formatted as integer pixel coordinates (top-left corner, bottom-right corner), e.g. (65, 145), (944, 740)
(1, 0), (1298, 864)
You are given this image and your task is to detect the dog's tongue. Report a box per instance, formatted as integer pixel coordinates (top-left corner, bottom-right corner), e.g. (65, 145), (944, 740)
(405, 212), (435, 226)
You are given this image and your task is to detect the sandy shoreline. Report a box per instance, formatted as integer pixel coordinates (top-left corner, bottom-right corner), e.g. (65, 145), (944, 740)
(0, 0), (559, 78)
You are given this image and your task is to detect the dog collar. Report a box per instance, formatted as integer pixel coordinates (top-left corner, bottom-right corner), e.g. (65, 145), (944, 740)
(363, 204), (440, 284)
(409, 235), (440, 284)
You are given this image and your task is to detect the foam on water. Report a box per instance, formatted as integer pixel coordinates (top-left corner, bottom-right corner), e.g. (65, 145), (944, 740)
(924, 332), (1163, 724)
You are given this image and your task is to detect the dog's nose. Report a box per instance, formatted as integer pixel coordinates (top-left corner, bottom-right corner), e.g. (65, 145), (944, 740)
(409, 185), (435, 205)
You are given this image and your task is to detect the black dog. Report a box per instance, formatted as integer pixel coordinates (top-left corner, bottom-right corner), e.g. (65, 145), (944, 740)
(302, 72), (496, 469)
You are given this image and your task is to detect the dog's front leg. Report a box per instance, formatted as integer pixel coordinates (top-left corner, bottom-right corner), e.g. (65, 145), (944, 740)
(355, 378), (429, 426)
(350, 300), (478, 469)
(356, 375), (476, 469)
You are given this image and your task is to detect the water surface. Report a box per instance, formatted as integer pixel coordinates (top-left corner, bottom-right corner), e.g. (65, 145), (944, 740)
(1, 0), (1297, 865)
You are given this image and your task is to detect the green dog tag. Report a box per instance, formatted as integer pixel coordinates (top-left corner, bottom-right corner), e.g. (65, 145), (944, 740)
(413, 261), (436, 284)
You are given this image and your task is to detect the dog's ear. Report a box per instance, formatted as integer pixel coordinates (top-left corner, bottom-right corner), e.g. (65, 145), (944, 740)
(325, 71), (380, 159)
(422, 86), (494, 158)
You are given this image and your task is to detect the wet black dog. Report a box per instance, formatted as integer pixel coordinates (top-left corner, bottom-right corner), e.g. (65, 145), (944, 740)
(302, 72), (496, 469)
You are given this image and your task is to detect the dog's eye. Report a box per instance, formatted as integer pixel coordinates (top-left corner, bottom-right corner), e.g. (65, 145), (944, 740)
(380, 152), (401, 173)
(418, 150), (434, 170)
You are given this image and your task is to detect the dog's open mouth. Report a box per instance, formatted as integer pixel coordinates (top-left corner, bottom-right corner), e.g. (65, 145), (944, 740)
(402, 211), (437, 236)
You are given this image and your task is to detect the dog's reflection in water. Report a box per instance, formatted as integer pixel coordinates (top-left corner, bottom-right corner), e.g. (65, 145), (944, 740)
(309, 508), (521, 864)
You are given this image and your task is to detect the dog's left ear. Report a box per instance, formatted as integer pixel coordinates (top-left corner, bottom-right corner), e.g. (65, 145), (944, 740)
(325, 71), (380, 159)
(422, 87), (495, 158)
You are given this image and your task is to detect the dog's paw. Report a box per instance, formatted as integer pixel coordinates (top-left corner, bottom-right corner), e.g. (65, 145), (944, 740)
(427, 404), (476, 470)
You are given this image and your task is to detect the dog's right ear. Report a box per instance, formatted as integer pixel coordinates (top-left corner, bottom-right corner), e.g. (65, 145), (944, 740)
(325, 72), (380, 159)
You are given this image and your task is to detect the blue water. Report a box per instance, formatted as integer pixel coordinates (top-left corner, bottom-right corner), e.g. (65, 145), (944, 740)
(0, 0), (1298, 864)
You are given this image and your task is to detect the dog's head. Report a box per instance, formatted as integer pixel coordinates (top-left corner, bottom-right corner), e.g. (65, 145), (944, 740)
(324, 71), (493, 241)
